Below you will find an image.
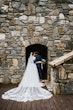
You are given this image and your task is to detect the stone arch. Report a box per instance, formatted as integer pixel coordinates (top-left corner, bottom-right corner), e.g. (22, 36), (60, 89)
(21, 37), (49, 48)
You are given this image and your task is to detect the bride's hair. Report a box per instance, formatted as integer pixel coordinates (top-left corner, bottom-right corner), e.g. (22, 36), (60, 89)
(33, 51), (39, 54)
(32, 52), (34, 55)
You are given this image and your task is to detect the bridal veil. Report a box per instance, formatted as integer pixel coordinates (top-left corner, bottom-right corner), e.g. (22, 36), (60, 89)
(2, 52), (52, 102)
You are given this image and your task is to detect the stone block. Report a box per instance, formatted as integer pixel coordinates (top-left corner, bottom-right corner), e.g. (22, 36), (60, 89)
(34, 38), (40, 44)
(0, 34), (5, 41)
(19, 15), (27, 21)
(0, 0), (5, 3)
(4, 43), (8, 47)
(4, 77), (11, 84)
(68, 73), (73, 79)
(19, 4), (26, 11)
(7, 13), (14, 19)
(49, 9), (59, 16)
(63, 64), (73, 70)
(69, 4), (73, 9)
(47, 41), (54, 47)
(12, 59), (18, 67)
(51, 16), (57, 21)
(52, 83), (60, 94)
(59, 66), (67, 79)
(59, 20), (69, 25)
(27, 3), (35, 13)
(12, 75), (21, 79)
(45, 33), (53, 38)
(61, 35), (71, 41)
(65, 81), (73, 94)
(70, 22), (73, 26)
(11, 50), (16, 55)
(14, 18), (24, 25)
(34, 31), (40, 37)
(42, 23), (50, 29)
(21, 47), (26, 54)
(2, 27), (9, 33)
(1, 22), (9, 27)
(58, 42), (66, 49)
(59, 79), (69, 84)
(11, 31), (20, 37)
(50, 52), (56, 57)
(60, 83), (65, 94)
(22, 28), (28, 36)
(0, 78), (4, 83)
(1, 5), (8, 12)
(35, 26), (43, 31)
(69, 10), (73, 15)
(28, 16), (37, 23)
(11, 78), (20, 84)
(27, 0), (39, 3)
(12, 2), (20, 9)
(39, 1), (46, 6)
(36, 7), (43, 12)
(21, 39), (30, 47)
(27, 24), (34, 36)
(59, 13), (65, 19)
(58, 27), (63, 33)
(39, 17), (45, 24)
(8, 8), (13, 12)
(16, 26), (22, 31)
(47, 20), (52, 25)
(61, 4), (70, 10)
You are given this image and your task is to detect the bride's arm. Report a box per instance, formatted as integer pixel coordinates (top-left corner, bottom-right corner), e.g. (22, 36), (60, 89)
(35, 61), (44, 69)
(35, 61), (43, 64)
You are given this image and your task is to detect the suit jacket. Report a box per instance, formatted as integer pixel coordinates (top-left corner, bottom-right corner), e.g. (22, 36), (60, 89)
(34, 55), (42, 69)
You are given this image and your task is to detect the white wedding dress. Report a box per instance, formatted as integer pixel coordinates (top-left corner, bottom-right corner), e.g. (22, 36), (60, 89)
(2, 53), (52, 102)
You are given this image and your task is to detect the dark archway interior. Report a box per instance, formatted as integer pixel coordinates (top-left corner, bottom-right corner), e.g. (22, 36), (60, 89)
(26, 44), (48, 79)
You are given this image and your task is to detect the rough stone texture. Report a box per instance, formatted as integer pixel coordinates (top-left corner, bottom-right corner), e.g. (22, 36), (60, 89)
(12, 59), (18, 67)
(0, 0), (73, 94)
(19, 4), (27, 11)
(59, 66), (67, 80)
(59, 13), (65, 19)
(51, 63), (73, 94)
(68, 73), (73, 79)
(19, 15), (28, 21)
(52, 83), (60, 95)
(0, 78), (4, 83)
(65, 81), (73, 94)
(11, 78), (20, 84)
(11, 31), (20, 37)
(0, 34), (5, 41)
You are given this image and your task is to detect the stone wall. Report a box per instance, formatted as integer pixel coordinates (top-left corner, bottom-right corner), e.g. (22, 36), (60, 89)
(51, 62), (73, 94)
(0, 0), (73, 87)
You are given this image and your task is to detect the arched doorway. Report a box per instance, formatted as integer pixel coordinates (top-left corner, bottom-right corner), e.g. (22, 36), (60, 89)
(26, 44), (48, 79)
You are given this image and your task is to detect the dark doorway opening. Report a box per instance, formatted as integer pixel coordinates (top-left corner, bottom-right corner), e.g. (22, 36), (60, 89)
(26, 44), (48, 79)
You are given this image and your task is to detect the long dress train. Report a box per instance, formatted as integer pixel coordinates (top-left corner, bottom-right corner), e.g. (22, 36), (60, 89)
(2, 53), (52, 102)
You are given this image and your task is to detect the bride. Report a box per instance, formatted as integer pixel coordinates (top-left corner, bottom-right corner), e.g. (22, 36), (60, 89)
(2, 52), (52, 102)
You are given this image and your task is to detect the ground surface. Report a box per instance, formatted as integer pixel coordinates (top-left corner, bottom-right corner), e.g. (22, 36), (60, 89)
(0, 84), (73, 110)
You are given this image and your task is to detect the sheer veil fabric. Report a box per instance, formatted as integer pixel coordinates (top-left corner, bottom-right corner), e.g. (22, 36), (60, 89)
(2, 52), (52, 102)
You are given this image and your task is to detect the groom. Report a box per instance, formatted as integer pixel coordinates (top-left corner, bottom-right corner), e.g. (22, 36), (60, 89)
(34, 51), (43, 80)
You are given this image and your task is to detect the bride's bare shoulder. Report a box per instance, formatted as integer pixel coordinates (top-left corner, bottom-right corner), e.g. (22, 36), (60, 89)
(32, 56), (36, 60)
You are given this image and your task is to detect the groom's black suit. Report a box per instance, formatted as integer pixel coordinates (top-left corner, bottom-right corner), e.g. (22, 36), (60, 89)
(34, 55), (42, 79)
